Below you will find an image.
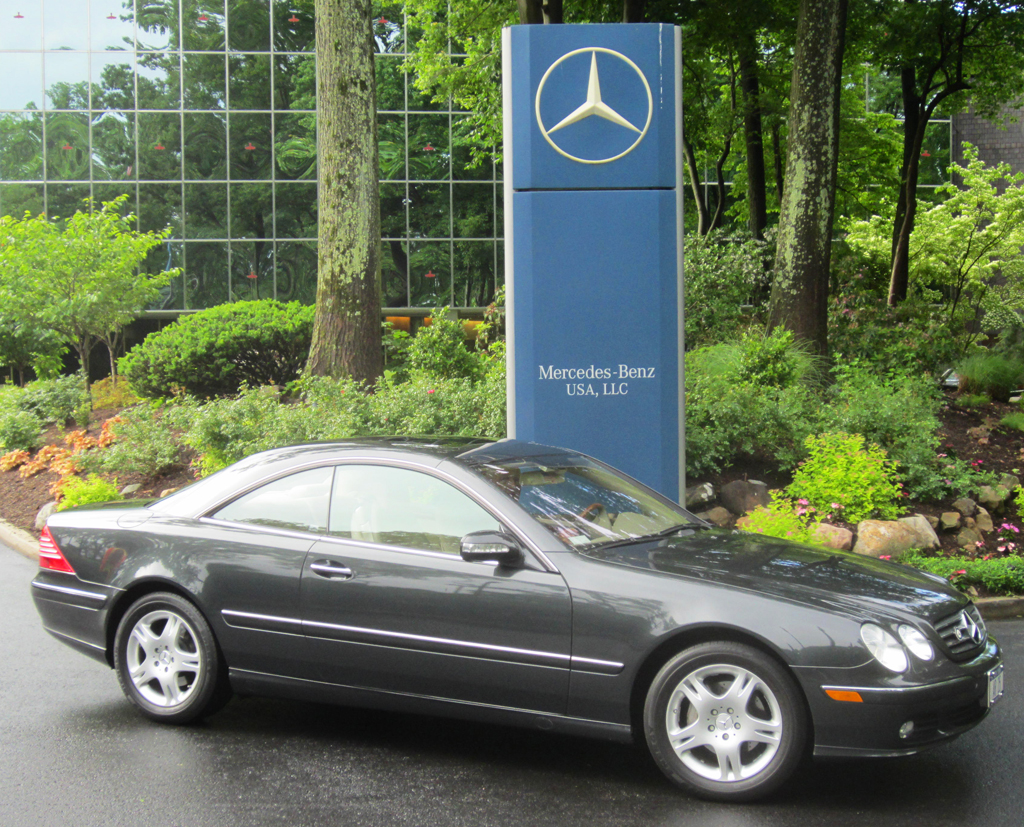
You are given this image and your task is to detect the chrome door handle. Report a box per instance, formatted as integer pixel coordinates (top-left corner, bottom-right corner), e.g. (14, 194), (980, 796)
(310, 560), (354, 579)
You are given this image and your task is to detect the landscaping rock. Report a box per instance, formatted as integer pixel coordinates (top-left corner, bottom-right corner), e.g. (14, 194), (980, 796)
(159, 487), (179, 498)
(812, 523), (853, 551)
(924, 514), (940, 531)
(951, 497), (977, 517)
(976, 485), (1007, 514)
(975, 506), (994, 533)
(956, 525), (984, 549)
(35, 501), (58, 531)
(999, 473), (1021, 492)
(719, 480), (770, 517)
(852, 520), (921, 558)
(697, 506), (733, 527)
(120, 483), (142, 496)
(940, 512), (961, 531)
(898, 514), (941, 550)
(684, 483), (716, 510)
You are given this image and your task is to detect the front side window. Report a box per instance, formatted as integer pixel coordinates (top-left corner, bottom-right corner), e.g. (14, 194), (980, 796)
(328, 465), (500, 553)
(212, 466), (333, 534)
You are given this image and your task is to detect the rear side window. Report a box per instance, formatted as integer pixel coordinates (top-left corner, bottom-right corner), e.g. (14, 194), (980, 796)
(212, 466), (334, 534)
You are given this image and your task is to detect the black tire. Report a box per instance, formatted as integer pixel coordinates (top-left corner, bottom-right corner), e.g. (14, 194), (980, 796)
(113, 592), (231, 724)
(643, 642), (807, 802)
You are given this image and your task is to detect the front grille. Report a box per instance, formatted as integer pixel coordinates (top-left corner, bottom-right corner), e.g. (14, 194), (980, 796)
(934, 605), (987, 659)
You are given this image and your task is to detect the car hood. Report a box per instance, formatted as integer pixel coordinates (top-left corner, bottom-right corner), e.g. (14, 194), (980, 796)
(580, 528), (968, 623)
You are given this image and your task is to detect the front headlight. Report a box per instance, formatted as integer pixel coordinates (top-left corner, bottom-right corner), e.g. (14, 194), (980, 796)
(861, 623), (909, 672)
(898, 624), (935, 661)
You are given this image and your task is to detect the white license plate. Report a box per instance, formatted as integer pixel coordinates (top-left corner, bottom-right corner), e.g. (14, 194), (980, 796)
(987, 663), (1005, 708)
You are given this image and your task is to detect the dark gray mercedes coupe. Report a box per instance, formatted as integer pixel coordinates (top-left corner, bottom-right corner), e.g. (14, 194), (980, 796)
(31, 437), (1003, 801)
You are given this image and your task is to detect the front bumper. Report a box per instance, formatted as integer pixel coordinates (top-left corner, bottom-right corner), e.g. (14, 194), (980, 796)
(797, 636), (1002, 758)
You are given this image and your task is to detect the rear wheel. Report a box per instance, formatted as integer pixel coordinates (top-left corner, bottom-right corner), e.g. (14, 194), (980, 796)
(114, 592), (231, 724)
(643, 642), (806, 801)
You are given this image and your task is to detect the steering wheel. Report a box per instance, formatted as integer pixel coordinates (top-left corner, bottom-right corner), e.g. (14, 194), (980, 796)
(578, 503), (606, 521)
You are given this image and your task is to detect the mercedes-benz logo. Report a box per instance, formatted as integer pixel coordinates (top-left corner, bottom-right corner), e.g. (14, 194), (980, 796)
(534, 47), (653, 165)
(954, 611), (983, 645)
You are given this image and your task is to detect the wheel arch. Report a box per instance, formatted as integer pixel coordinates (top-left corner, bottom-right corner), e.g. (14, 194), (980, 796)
(104, 578), (207, 667)
(628, 623), (815, 750)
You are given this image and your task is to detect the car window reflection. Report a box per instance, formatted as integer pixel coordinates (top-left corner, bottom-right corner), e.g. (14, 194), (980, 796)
(212, 466), (334, 534)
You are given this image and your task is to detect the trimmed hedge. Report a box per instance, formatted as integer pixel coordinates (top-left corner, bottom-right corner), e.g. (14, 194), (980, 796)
(120, 300), (314, 398)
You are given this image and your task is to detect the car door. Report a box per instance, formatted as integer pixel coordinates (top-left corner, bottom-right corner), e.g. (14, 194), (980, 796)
(300, 462), (573, 714)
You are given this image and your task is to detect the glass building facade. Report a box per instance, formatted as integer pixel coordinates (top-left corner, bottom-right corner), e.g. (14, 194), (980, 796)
(0, 1), (504, 314)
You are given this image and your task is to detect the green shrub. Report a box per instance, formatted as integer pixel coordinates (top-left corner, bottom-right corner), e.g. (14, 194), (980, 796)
(738, 492), (821, 546)
(958, 392), (991, 407)
(0, 409), (43, 452)
(787, 432), (904, 522)
(900, 552), (1024, 596)
(18, 374), (90, 425)
(407, 309), (486, 380)
(81, 404), (182, 477)
(90, 376), (141, 410)
(1001, 411), (1024, 432)
(120, 300), (315, 398)
(956, 352), (1024, 403)
(365, 372), (505, 439)
(57, 474), (123, 511)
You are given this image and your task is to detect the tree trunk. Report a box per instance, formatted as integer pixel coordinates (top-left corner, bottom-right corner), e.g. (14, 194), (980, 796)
(738, 33), (768, 239)
(682, 135), (710, 236)
(888, 69), (925, 306)
(307, 0), (384, 384)
(768, 0), (848, 357)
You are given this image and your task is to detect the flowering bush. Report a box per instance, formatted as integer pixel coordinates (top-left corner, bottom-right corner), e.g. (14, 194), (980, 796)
(738, 492), (823, 546)
(995, 521), (1022, 555)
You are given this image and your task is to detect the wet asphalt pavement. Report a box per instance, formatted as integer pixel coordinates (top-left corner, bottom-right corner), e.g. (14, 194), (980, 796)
(2, 543), (1022, 827)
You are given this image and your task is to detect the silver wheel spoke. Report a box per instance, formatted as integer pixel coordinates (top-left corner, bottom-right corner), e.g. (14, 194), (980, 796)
(125, 609), (203, 709)
(715, 738), (744, 782)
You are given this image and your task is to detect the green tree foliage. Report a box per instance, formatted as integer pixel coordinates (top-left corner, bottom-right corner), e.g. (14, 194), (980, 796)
(0, 196), (176, 388)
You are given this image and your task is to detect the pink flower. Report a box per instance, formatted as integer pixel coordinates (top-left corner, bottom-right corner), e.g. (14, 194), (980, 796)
(975, 541), (985, 548)
(879, 555), (891, 561)
(797, 499), (809, 506)
(831, 503), (842, 509)
(937, 453), (947, 458)
(427, 389), (436, 394)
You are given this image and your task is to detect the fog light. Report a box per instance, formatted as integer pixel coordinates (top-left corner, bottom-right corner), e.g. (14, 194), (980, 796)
(899, 721), (915, 740)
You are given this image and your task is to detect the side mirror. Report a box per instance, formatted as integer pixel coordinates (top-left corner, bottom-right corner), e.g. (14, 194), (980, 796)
(460, 530), (523, 566)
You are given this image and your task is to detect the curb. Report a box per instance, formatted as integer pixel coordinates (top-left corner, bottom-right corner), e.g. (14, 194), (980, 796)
(0, 518), (37, 561)
(976, 596), (1024, 621)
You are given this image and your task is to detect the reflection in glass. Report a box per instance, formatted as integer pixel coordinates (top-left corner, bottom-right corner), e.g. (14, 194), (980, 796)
(45, 52), (91, 110)
(378, 113), (405, 180)
(228, 53), (271, 110)
(93, 183), (136, 211)
(184, 54), (227, 110)
(47, 184), (93, 220)
(376, 56), (404, 112)
(918, 121), (951, 188)
(184, 182), (228, 237)
(91, 3), (135, 51)
(273, 2), (315, 53)
(44, 0), (89, 50)
(184, 240), (230, 307)
(275, 240), (317, 303)
(380, 239), (408, 307)
(138, 183), (183, 235)
(137, 0), (183, 51)
(453, 241), (497, 307)
(409, 182), (450, 239)
(0, 113), (44, 181)
(228, 112), (272, 177)
(452, 184), (494, 238)
(230, 182), (274, 238)
(228, 0), (271, 52)
(92, 53), (136, 111)
(183, 1), (227, 51)
(272, 53), (315, 110)
(1, 9), (42, 51)
(0, 184), (45, 219)
(137, 54), (183, 110)
(183, 112), (227, 178)
(406, 114), (450, 181)
(274, 112), (315, 179)
(230, 239), (275, 300)
(144, 241), (186, 310)
(138, 112), (182, 180)
(45, 112), (90, 180)
(408, 241), (451, 307)
(273, 182), (317, 238)
(379, 181), (406, 238)
(371, 4), (406, 54)
(0, 54), (44, 110)
(91, 111), (136, 181)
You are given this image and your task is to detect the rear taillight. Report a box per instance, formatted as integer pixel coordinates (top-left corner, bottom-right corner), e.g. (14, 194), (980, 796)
(38, 527), (76, 574)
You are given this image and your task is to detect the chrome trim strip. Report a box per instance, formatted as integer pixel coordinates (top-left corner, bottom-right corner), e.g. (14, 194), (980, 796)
(31, 581), (108, 604)
(821, 676), (972, 695)
(302, 617), (571, 668)
(222, 609), (304, 635)
(570, 656), (625, 676)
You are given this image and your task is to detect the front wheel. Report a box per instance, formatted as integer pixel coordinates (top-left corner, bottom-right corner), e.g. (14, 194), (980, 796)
(643, 642), (807, 801)
(114, 592), (230, 724)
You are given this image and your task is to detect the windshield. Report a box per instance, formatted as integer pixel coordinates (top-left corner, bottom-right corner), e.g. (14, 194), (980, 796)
(472, 454), (700, 548)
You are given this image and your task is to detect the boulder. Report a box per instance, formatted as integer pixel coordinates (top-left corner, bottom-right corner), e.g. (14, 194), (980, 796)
(999, 473), (1021, 492)
(976, 485), (1007, 514)
(939, 512), (961, 531)
(975, 506), (994, 533)
(924, 514), (940, 531)
(956, 525), (984, 549)
(159, 487), (179, 498)
(951, 497), (977, 517)
(719, 480), (770, 517)
(812, 523), (853, 551)
(852, 520), (921, 558)
(35, 501), (58, 531)
(697, 506), (733, 527)
(685, 483), (716, 510)
(897, 514), (941, 550)
(120, 483), (142, 496)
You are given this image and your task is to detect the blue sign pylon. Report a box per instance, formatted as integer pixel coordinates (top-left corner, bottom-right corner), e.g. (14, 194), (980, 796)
(503, 23), (685, 501)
